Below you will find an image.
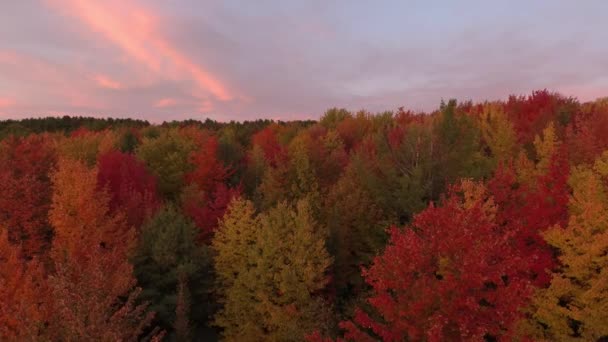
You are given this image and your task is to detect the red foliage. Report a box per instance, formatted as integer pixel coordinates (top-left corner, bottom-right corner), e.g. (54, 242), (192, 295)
(0, 134), (56, 258)
(252, 126), (285, 166)
(566, 104), (608, 165)
(97, 151), (160, 229)
(487, 148), (569, 286)
(505, 90), (575, 145)
(0, 229), (50, 340)
(336, 189), (533, 341)
(185, 135), (230, 194)
(182, 183), (241, 243)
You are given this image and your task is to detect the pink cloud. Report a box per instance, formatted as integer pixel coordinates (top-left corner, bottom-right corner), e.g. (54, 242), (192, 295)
(46, 0), (235, 105)
(0, 97), (16, 109)
(93, 74), (123, 90)
(0, 51), (100, 109)
(154, 97), (178, 108)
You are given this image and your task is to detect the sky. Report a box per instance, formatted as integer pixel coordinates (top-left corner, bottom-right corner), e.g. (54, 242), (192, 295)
(1, 0), (607, 122)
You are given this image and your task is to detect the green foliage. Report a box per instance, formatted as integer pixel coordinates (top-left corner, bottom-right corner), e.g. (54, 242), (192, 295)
(434, 99), (491, 194)
(136, 128), (198, 198)
(132, 206), (211, 337)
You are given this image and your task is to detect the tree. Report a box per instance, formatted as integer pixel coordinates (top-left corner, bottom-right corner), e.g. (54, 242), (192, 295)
(185, 134), (229, 194)
(333, 181), (533, 341)
(488, 144), (569, 287)
(323, 167), (388, 310)
(48, 158), (156, 341)
(524, 151), (608, 340)
(136, 128), (198, 198)
(0, 228), (49, 341)
(97, 151), (160, 230)
(181, 183), (240, 243)
(174, 273), (192, 342)
(57, 129), (118, 167)
(47, 243), (155, 341)
(0, 134), (55, 258)
(132, 206), (211, 335)
(49, 158), (134, 260)
(213, 199), (333, 341)
(476, 101), (518, 163)
(434, 99), (491, 196)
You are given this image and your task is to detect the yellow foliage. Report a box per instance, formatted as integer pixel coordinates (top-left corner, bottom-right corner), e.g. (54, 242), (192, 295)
(477, 102), (517, 162)
(533, 122), (560, 174)
(525, 152), (608, 340)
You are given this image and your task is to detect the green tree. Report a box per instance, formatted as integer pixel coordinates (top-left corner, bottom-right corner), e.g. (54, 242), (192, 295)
(132, 206), (211, 337)
(136, 128), (198, 198)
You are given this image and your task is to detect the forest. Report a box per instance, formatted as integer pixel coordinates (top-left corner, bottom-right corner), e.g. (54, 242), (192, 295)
(1, 90), (608, 341)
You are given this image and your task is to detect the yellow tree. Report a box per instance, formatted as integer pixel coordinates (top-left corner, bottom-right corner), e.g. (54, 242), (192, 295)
(477, 101), (518, 163)
(213, 199), (333, 341)
(49, 158), (133, 260)
(526, 151), (608, 340)
(47, 158), (154, 340)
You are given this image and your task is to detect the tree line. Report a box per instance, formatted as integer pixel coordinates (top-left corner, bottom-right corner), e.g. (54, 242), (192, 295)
(1, 90), (608, 341)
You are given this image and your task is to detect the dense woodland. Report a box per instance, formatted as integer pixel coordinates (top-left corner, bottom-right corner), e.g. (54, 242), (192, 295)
(1, 90), (608, 341)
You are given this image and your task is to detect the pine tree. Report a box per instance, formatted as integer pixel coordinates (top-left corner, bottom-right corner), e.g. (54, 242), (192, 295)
(132, 206), (211, 334)
(174, 273), (192, 342)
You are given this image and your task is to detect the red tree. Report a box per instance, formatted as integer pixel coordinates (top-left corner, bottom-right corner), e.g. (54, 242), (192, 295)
(97, 151), (160, 230)
(183, 134), (240, 242)
(181, 183), (241, 243)
(0, 229), (50, 341)
(488, 148), (569, 286)
(323, 183), (533, 341)
(0, 134), (56, 258)
(185, 135), (230, 194)
(251, 126), (285, 166)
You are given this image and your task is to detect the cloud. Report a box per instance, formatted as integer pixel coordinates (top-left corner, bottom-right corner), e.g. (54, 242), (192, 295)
(0, 97), (15, 108)
(46, 0), (235, 104)
(93, 74), (123, 90)
(154, 97), (178, 108)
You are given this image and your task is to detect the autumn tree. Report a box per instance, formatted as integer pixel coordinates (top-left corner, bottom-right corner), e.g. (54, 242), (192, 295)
(181, 133), (240, 242)
(56, 129), (118, 166)
(48, 158), (155, 341)
(524, 151), (608, 340)
(487, 128), (570, 286)
(213, 199), (333, 341)
(0, 228), (49, 341)
(46, 243), (155, 341)
(97, 151), (160, 230)
(331, 181), (533, 341)
(49, 158), (134, 260)
(475, 101), (518, 164)
(0, 134), (56, 258)
(136, 127), (198, 198)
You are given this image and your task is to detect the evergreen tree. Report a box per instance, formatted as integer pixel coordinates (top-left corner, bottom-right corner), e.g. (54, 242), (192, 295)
(132, 206), (211, 336)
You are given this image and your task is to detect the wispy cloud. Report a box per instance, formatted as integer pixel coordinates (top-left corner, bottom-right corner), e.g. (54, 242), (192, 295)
(154, 97), (178, 108)
(93, 74), (123, 90)
(46, 0), (234, 105)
